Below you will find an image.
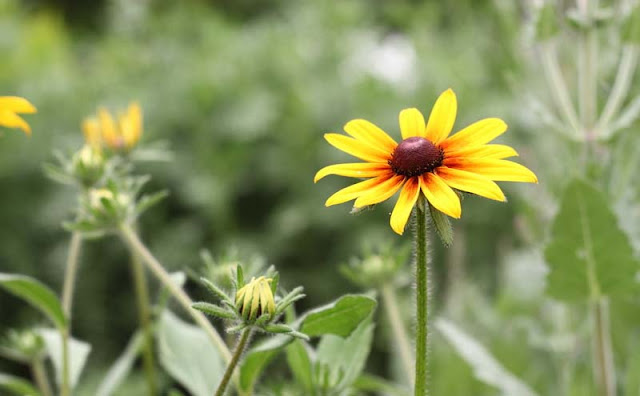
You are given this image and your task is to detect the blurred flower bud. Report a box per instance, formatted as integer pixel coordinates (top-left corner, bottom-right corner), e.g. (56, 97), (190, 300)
(71, 145), (104, 187)
(535, 3), (559, 41)
(83, 102), (143, 154)
(1, 329), (45, 361)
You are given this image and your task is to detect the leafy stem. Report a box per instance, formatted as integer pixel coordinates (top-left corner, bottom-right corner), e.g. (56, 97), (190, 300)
(215, 328), (252, 396)
(31, 357), (53, 396)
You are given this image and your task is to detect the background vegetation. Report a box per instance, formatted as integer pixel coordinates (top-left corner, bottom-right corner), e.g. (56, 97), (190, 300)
(2, 0), (639, 395)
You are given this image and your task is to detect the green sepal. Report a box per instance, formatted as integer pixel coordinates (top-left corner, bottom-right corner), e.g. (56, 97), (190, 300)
(428, 202), (454, 247)
(264, 324), (293, 333)
(191, 302), (236, 320)
(270, 272), (279, 296)
(199, 278), (232, 305)
(236, 265), (244, 288)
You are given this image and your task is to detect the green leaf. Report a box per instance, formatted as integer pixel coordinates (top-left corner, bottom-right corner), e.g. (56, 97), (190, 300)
(240, 334), (293, 393)
(157, 311), (224, 396)
(0, 373), (41, 396)
(38, 328), (91, 390)
(299, 295), (377, 338)
(315, 319), (375, 391)
(0, 274), (67, 330)
(429, 202), (453, 247)
(286, 340), (313, 392)
(436, 318), (539, 396)
(545, 179), (639, 300)
(96, 331), (143, 396)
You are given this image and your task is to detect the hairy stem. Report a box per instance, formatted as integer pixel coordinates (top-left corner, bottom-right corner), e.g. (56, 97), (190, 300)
(60, 232), (82, 396)
(381, 283), (414, 386)
(118, 224), (232, 363)
(31, 358), (53, 396)
(414, 203), (429, 396)
(129, 231), (158, 396)
(215, 328), (252, 396)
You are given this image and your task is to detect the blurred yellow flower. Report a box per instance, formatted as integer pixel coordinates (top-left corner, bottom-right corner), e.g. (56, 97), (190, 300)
(0, 96), (37, 135)
(235, 276), (276, 319)
(315, 88), (538, 235)
(83, 102), (143, 152)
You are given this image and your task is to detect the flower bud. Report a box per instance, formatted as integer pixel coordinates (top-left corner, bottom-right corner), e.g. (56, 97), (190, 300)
(71, 145), (104, 187)
(235, 276), (276, 320)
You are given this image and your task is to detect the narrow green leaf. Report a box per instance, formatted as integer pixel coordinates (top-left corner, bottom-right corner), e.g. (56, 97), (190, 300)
(429, 202), (453, 247)
(270, 272), (279, 296)
(436, 318), (539, 396)
(263, 324), (293, 333)
(157, 311), (224, 396)
(38, 328), (91, 390)
(299, 295), (377, 337)
(0, 274), (67, 330)
(545, 179), (639, 300)
(286, 340), (313, 392)
(135, 190), (169, 217)
(198, 278), (232, 304)
(96, 331), (143, 396)
(0, 373), (41, 396)
(192, 302), (235, 320)
(315, 319), (375, 390)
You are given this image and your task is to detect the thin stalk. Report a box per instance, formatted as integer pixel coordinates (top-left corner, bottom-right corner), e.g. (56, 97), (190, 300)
(414, 203), (429, 396)
(129, 236), (158, 396)
(596, 45), (638, 136)
(591, 298), (616, 396)
(577, 0), (599, 134)
(60, 232), (82, 396)
(540, 43), (581, 135)
(380, 283), (414, 386)
(31, 358), (53, 396)
(214, 329), (252, 396)
(118, 223), (232, 365)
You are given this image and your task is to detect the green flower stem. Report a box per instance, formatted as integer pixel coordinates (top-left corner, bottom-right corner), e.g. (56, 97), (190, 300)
(117, 224), (233, 363)
(129, 228), (158, 396)
(414, 202), (429, 396)
(577, 0), (598, 135)
(591, 298), (616, 396)
(215, 328), (252, 396)
(61, 231), (82, 396)
(31, 357), (53, 396)
(381, 283), (414, 386)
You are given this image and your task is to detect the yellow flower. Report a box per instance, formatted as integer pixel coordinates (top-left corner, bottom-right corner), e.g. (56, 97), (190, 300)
(0, 96), (37, 135)
(83, 102), (143, 152)
(315, 89), (538, 235)
(235, 276), (276, 319)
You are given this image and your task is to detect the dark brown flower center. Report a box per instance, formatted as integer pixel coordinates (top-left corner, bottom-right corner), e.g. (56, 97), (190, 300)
(389, 137), (443, 177)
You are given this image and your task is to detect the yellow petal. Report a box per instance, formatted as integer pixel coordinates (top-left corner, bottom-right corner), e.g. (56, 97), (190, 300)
(325, 172), (394, 206)
(82, 118), (102, 148)
(324, 133), (391, 163)
(440, 118), (507, 151)
(0, 110), (31, 135)
(425, 89), (457, 144)
(420, 172), (461, 218)
(390, 177), (421, 235)
(443, 158), (538, 183)
(314, 163), (390, 183)
(0, 96), (37, 114)
(99, 108), (121, 148)
(122, 102), (142, 149)
(399, 108), (426, 139)
(445, 144), (518, 160)
(354, 175), (405, 208)
(437, 167), (506, 201)
(344, 119), (397, 153)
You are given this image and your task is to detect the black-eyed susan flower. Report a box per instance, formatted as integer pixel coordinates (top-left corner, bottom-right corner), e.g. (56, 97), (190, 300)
(315, 89), (538, 235)
(0, 96), (36, 135)
(83, 102), (142, 152)
(236, 276), (276, 320)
